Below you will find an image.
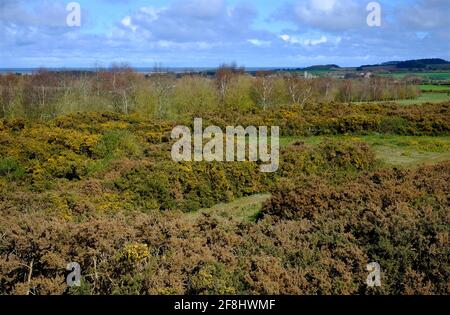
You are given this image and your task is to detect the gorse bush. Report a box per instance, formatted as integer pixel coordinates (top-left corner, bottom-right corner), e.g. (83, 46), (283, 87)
(260, 163), (449, 294)
(280, 140), (376, 179)
(0, 108), (448, 295)
(199, 102), (449, 136)
(114, 161), (273, 212)
(0, 110), (446, 210)
(0, 162), (448, 295)
(1, 111), (382, 213)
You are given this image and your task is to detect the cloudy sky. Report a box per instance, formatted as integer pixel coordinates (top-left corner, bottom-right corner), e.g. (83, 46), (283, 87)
(1, 0), (449, 68)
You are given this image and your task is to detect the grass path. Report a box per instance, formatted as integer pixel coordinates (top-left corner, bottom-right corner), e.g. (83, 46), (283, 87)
(373, 145), (450, 166)
(395, 92), (450, 105)
(186, 194), (271, 223)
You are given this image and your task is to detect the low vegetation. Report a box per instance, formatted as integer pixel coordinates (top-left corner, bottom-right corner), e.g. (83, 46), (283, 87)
(0, 68), (448, 295)
(1, 142), (448, 294)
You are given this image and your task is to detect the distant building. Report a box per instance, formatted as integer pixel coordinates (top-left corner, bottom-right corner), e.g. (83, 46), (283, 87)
(304, 71), (316, 79)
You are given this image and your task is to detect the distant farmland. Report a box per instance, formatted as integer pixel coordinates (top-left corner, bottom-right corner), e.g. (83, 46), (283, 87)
(379, 71), (450, 81)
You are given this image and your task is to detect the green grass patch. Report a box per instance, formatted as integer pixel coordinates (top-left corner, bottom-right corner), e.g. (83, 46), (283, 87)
(87, 130), (143, 175)
(187, 194), (271, 223)
(379, 72), (450, 80)
(0, 157), (26, 180)
(394, 92), (450, 105)
(94, 130), (142, 159)
(373, 145), (450, 167)
(419, 84), (450, 92)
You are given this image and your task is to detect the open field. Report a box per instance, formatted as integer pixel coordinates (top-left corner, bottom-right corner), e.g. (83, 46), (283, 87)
(379, 72), (450, 80)
(353, 93), (450, 106)
(420, 84), (450, 92)
(395, 92), (450, 105)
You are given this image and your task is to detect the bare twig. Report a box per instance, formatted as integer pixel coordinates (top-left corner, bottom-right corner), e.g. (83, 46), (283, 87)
(26, 259), (33, 295)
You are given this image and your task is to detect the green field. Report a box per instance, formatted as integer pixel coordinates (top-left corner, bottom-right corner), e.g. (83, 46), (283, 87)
(379, 72), (450, 80)
(420, 84), (450, 92)
(395, 92), (450, 105)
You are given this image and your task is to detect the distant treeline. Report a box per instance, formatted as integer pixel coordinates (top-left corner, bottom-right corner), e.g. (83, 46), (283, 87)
(0, 65), (421, 120)
(358, 58), (450, 71)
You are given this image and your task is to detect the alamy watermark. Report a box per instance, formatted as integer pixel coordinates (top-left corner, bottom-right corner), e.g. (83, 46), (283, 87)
(64, 2), (379, 29)
(66, 260), (381, 288)
(66, 262), (81, 287)
(66, 2), (81, 27)
(367, 2), (382, 27)
(171, 118), (280, 173)
(366, 262), (382, 287)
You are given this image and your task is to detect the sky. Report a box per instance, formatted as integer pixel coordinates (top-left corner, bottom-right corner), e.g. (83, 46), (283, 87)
(0, 0), (449, 68)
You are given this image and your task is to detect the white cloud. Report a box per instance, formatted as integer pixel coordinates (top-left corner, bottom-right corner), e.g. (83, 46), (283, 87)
(247, 39), (271, 47)
(280, 34), (329, 47)
(139, 7), (162, 23)
(311, 0), (337, 12)
(111, 0), (265, 44)
(279, 34), (301, 44)
(1, 0), (450, 68)
(283, 0), (365, 32)
(121, 16), (137, 32)
(399, 0), (450, 30)
(279, 34), (290, 42)
(121, 16), (131, 27)
(304, 36), (327, 46)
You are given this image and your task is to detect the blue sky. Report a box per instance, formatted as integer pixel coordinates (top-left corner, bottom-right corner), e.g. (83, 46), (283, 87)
(1, 0), (449, 68)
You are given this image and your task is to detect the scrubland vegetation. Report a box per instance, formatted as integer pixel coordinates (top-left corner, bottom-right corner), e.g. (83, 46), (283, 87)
(0, 66), (421, 120)
(0, 68), (448, 295)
